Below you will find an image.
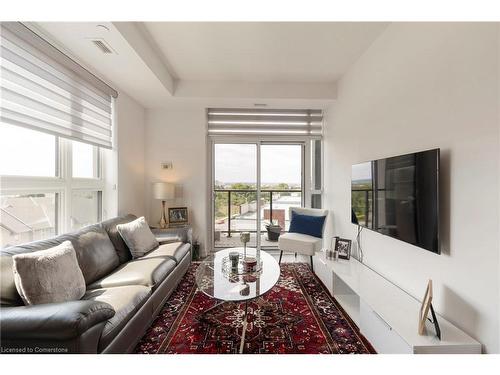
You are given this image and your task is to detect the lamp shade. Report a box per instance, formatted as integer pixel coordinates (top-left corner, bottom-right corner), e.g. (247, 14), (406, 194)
(152, 182), (175, 200)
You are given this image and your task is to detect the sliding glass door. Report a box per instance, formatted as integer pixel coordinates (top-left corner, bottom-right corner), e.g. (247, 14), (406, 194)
(211, 141), (304, 250)
(214, 143), (258, 248)
(260, 144), (303, 235)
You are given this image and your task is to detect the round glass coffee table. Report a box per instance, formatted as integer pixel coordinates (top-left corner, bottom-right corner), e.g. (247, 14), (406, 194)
(195, 247), (280, 353)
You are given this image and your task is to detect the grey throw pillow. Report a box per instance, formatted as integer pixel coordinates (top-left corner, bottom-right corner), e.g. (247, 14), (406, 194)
(12, 241), (86, 305)
(116, 216), (159, 258)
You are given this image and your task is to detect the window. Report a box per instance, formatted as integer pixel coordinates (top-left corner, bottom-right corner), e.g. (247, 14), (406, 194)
(311, 139), (323, 208)
(70, 191), (102, 230)
(72, 140), (99, 178)
(0, 123), (56, 177)
(0, 193), (57, 248)
(0, 23), (114, 249)
(0, 127), (105, 249)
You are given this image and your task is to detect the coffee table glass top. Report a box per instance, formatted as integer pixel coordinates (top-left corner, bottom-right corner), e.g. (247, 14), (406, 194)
(195, 247), (280, 302)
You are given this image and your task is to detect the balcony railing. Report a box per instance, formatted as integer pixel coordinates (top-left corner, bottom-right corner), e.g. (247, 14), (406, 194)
(214, 189), (302, 237)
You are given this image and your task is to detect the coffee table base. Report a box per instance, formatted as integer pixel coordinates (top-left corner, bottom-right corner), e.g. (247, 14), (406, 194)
(239, 301), (249, 354)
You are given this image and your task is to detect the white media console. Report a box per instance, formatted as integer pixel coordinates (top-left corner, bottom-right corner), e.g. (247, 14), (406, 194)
(313, 251), (481, 354)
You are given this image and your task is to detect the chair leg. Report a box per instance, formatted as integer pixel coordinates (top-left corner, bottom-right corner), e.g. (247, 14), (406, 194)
(310, 256), (314, 271)
(279, 251), (283, 264)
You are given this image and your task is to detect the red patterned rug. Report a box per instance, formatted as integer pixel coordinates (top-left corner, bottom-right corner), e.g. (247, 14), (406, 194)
(135, 262), (375, 354)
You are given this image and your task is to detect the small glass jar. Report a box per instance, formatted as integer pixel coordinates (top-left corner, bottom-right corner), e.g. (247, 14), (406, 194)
(229, 252), (239, 269)
(326, 249), (334, 260)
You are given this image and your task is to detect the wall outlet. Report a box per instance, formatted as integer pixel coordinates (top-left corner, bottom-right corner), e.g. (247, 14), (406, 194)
(161, 161), (173, 170)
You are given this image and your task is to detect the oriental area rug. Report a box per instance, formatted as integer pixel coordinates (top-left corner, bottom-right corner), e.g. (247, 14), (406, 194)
(135, 262), (375, 354)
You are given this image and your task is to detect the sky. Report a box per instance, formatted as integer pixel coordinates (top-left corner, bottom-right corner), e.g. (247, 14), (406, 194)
(214, 144), (302, 184)
(352, 161), (372, 181)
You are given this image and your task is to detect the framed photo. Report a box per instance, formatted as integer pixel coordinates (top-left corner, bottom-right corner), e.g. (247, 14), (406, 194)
(334, 237), (352, 260)
(429, 304), (441, 340)
(168, 207), (188, 226)
(418, 280), (433, 335)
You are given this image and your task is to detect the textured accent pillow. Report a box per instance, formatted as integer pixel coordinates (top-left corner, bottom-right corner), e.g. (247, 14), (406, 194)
(12, 241), (86, 305)
(288, 211), (326, 238)
(116, 216), (159, 258)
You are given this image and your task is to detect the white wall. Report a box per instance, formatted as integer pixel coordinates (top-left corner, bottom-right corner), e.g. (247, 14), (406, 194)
(115, 92), (147, 217)
(323, 23), (499, 353)
(498, 23), (500, 351)
(145, 108), (207, 255)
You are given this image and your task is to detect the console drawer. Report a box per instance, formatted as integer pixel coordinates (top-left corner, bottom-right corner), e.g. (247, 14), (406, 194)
(313, 255), (333, 294)
(360, 300), (412, 354)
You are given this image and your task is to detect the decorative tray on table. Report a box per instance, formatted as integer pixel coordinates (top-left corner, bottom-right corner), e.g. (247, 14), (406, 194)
(221, 254), (263, 277)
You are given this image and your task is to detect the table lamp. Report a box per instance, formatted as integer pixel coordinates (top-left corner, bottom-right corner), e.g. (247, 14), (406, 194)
(152, 182), (175, 229)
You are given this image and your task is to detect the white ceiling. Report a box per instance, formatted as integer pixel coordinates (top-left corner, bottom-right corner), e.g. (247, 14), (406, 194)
(144, 22), (388, 83)
(33, 22), (388, 108)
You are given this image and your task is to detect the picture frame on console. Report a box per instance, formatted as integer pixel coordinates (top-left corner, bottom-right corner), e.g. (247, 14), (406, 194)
(168, 207), (189, 227)
(418, 279), (441, 340)
(335, 237), (352, 260)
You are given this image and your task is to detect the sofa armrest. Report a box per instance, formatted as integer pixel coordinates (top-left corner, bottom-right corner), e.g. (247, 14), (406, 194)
(1, 300), (115, 341)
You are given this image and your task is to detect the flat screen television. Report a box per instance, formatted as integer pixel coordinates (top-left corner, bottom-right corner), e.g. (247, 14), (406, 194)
(351, 149), (440, 254)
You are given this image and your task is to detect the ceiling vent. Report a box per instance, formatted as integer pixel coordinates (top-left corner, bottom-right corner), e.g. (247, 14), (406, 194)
(90, 39), (114, 54)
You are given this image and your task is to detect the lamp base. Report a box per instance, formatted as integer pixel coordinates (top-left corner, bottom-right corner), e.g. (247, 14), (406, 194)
(159, 201), (167, 229)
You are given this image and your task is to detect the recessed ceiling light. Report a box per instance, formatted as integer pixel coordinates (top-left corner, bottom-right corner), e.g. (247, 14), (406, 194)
(96, 24), (110, 32)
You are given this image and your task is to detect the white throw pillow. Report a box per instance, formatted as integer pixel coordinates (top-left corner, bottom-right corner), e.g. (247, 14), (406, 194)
(116, 216), (159, 258)
(12, 241), (86, 305)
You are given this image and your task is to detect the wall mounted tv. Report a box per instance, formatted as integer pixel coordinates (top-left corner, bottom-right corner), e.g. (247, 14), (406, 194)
(351, 149), (440, 254)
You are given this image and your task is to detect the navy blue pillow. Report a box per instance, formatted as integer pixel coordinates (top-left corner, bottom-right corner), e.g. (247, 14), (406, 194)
(288, 211), (326, 238)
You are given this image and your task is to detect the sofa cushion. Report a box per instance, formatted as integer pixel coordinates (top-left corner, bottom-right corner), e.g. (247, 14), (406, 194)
(278, 232), (323, 256)
(87, 257), (176, 290)
(141, 242), (190, 264)
(101, 214), (137, 264)
(61, 225), (120, 285)
(288, 211), (326, 238)
(83, 285), (150, 351)
(1, 224), (119, 298)
(13, 241), (86, 305)
(1, 256), (23, 306)
(117, 217), (159, 258)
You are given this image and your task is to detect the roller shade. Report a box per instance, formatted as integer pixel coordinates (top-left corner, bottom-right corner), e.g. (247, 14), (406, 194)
(0, 22), (117, 149)
(207, 108), (323, 136)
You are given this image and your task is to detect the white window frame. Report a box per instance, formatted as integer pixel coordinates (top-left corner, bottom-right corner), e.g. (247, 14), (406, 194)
(310, 138), (324, 208)
(0, 134), (105, 236)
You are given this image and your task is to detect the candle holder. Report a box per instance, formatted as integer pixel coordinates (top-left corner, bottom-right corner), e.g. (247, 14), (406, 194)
(240, 232), (250, 257)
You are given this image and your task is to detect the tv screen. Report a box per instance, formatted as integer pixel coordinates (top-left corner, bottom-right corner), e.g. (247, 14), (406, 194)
(351, 149), (440, 254)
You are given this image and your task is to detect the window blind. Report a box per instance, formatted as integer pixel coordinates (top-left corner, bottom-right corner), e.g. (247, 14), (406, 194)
(207, 108), (323, 136)
(0, 22), (118, 149)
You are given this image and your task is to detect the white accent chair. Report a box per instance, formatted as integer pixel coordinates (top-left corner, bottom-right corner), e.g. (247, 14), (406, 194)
(278, 207), (328, 270)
